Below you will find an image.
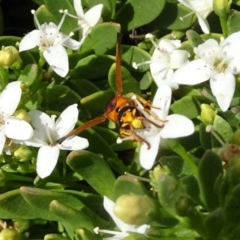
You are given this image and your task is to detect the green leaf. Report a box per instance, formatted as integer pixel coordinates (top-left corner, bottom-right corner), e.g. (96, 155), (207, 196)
(213, 115), (233, 143)
(40, 84), (80, 112)
(180, 175), (202, 205)
(198, 150), (223, 211)
(186, 30), (204, 48)
(67, 150), (116, 197)
(149, 2), (196, 31)
(80, 23), (120, 55)
(160, 155), (184, 177)
(115, 0), (165, 32)
(44, 234), (70, 240)
(203, 208), (226, 238)
(0, 67), (9, 89)
(86, 0), (115, 20)
(112, 175), (148, 200)
(121, 45), (151, 72)
(224, 184), (240, 222)
(80, 88), (114, 116)
(75, 228), (101, 240)
(20, 187), (86, 220)
(19, 64), (38, 86)
(49, 200), (94, 231)
(170, 96), (200, 119)
(43, 0), (78, 33)
(108, 63), (141, 95)
(0, 5), (3, 36)
(35, 5), (56, 25)
(71, 55), (115, 80)
(199, 123), (212, 150)
(227, 9), (240, 34)
(67, 79), (100, 98)
(0, 189), (43, 219)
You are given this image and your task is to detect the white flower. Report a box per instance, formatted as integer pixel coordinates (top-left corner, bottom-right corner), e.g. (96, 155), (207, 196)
(19, 10), (81, 77)
(133, 34), (190, 90)
(63, 0), (103, 41)
(172, 32), (240, 112)
(0, 81), (33, 154)
(135, 85), (194, 170)
(94, 196), (150, 240)
(21, 104), (89, 178)
(178, 0), (213, 34)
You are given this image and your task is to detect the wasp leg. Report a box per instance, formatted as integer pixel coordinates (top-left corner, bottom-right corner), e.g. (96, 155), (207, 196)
(119, 128), (151, 149)
(134, 94), (160, 110)
(135, 116), (165, 129)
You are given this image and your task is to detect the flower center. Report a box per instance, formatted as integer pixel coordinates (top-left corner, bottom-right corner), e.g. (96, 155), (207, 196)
(44, 115), (58, 146)
(31, 9), (70, 50)
(213, 57), (228, 73)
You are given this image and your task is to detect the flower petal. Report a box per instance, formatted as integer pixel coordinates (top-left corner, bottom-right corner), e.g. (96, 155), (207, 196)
(210, 73), (235, 112)
(152, 84), (172, 119)
(73, 0), (84, 17)
(196, 39), (219, 60)
(36, 145), (60, 178)
(59, 136), (89, 150)
(63, 37), (81, 50)
(0, 126), (6, 154)
(170, 49), (190, 69)
(19, 30), (41, 52)
(84, 4), (103, 27)
(55, 104), (78, 138)
(43, 45), (68, 77)
(139, 131), (161, 170)
(160, 114), (194, 138)
(28, 110), (54, 133)
(196, 13), (210, 34)
(158, 39), (181, 52)
(16, 130), (48, 147)
(5, 117), (34, 140)
(171, 59), (212, 85)
(0, 81), (21, 117)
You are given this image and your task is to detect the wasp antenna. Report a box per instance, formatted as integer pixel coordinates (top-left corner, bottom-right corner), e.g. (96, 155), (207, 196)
(56, 114), (107, 144)
(116, 32), (123, 96)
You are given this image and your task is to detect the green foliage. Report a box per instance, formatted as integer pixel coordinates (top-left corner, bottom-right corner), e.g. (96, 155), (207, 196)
(1, 0), (240, 239)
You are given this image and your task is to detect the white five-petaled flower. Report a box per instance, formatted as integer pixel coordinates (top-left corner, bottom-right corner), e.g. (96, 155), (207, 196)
(20, 104), (89, 179)
(171, 31), (240, 112)
(19, 10), (81, 77)
(135, 85), (194, 170)
(0, 81), (34, 154)
(94, 196), (150, 240)
(133, 34), (190, 90)
(178, 0), (213, 34)
(63, 0), (103, 42)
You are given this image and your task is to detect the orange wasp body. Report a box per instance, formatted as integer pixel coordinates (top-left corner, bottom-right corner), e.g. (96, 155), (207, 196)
(57, 33), (163, 148)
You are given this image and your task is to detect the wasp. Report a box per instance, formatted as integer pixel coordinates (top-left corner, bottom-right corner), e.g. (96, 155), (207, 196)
(57, 33), (164, 149)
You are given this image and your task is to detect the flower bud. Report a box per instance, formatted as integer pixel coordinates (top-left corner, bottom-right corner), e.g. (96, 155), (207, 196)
(13, 109), (31, 123)
(149, 165), (165, 190)
(175, 196), (194, 217)
(14, 146), (33, 161)
(200, 104), (216, 125)
(232, 129), (240, 146)
(226, 156), (240, 187)
(213, 0), (230, 18)
(12, 219), (29, 232)
(219, 144), (240, 167)
(0, 46), (22, 68)
(0, 229), (22, 240)
(123, 233), (148, 240)
(114, 194), (154, 225)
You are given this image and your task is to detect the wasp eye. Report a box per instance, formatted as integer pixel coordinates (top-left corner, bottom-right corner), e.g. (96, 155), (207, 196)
(116, 107), (120, 112)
